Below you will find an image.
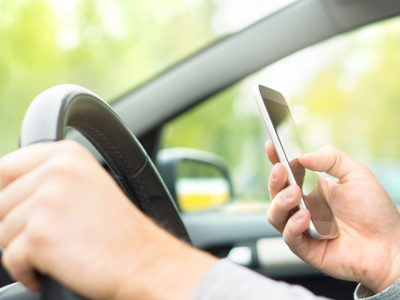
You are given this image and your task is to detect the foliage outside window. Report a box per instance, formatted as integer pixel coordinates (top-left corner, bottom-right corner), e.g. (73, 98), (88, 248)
(0, 0), (217, 155)
(162, 17), (400, 204)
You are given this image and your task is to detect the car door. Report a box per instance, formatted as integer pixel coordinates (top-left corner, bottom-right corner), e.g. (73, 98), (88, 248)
(111, 1), (400, 299)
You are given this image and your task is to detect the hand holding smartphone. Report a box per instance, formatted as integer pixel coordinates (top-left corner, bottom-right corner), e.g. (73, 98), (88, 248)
(253, 85), (339, 239)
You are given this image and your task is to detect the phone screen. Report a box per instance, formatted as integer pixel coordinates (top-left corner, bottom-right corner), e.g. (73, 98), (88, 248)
(258, 85), (339, 238)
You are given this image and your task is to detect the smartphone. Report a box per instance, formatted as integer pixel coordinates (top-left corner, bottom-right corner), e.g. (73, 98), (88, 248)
(253, 84), (339, 239)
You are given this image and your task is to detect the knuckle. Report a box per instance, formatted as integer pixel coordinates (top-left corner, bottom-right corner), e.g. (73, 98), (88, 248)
(324, 146), (342, 173)
(35, 187), (58, 207)
(44, 156), (77, 179)
(55, 140), (88, 158)
(25, 216), (53, 248)
(272, 192), (285, 209)
(2, 245), (24, 271)
(321, 144), (336, 152)
(322, 144), (341, 157)
(46, 141), (93, 177)
(321, 144), (340, 160)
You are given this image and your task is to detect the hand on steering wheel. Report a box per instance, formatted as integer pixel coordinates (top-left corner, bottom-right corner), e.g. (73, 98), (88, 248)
(0, 85), (200, 299)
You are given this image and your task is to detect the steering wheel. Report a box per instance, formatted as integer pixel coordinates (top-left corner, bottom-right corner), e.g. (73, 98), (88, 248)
(0, 84), (190, 299)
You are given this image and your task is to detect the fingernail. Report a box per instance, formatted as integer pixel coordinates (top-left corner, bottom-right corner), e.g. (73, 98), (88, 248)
(271, 169), (277, 181)
(302, 152), (315, 159)
(294, 210), (305, 222)
(283, 187), (294, 200)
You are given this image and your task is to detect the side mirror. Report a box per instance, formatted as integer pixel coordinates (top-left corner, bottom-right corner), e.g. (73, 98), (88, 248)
(156, 148), (234, 213)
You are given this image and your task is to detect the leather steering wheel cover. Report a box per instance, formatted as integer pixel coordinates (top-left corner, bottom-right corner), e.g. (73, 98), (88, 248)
(20, 84), (188, 240)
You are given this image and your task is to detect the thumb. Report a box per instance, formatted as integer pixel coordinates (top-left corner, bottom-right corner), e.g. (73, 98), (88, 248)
(298, 145), (368, 180)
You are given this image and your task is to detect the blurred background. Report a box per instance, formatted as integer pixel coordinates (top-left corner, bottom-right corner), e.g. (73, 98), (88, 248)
(1, 0), (400, 204)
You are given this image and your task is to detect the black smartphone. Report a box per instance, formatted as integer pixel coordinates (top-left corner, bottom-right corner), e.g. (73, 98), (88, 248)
(253, 84), (339, 239)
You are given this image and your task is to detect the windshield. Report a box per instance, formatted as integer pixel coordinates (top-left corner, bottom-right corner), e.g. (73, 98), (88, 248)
(0, 0), (296, 155)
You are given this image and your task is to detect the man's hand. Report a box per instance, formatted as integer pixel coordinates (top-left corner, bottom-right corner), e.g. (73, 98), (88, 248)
(0, 141), (216, 299)
(265, 140), (400, 294)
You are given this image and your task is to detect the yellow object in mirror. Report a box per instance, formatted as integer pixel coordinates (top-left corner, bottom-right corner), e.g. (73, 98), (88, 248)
(177, 178), (230, 212)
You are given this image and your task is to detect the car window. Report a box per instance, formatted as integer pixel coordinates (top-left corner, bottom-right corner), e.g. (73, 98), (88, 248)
(0, 0), (295, 156)
(161, 16), (400, 208)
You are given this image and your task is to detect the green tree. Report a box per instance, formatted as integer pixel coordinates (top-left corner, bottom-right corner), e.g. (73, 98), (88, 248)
(0, 0), (216, 155)
(291, 18), (400, 161)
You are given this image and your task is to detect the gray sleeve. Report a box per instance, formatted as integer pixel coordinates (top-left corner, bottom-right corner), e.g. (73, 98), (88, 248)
(354, 279), (400, 300)
(190, 259), (330, 300)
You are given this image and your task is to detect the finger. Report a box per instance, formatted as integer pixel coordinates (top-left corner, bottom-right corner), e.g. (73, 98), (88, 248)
(267, 185), (301, 232)
(0, 197), (36, 248)
(282, 208), (312, 258)
(299, 145), (367, 180)
(265, 140), (279, 164)
(0, 143), (55, 189)
(268, 163), (288, 199)
(2, 233), (41, 293)
(0, 166), (46, 221)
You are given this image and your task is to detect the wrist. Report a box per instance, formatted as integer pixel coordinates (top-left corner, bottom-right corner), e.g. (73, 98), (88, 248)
(114, 219), (217, 300)
(361, 241), (400, 294)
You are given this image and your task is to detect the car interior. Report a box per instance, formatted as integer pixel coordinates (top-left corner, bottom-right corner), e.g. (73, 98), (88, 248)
(1, 0), (400, 299)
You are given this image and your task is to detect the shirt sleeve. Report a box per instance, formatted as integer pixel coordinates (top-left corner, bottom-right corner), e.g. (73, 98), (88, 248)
(190, 259), (330, 300)
(354, 279), (400, 300)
